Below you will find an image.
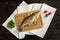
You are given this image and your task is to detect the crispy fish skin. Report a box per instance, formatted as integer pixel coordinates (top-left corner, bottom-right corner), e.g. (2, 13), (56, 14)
(16, 10), (43, 32)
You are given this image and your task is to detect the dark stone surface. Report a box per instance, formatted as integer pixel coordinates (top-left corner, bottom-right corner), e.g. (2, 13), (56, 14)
(0, 0), (60, 40)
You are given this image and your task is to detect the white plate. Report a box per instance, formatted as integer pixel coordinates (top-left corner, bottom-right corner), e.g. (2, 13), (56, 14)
(30, 3), (57, 38)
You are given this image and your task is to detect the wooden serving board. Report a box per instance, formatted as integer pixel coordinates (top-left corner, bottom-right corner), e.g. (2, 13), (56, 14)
(16, 10), (43, 32)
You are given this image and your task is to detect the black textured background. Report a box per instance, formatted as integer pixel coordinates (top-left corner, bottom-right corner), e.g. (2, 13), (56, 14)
(0, 0), (60, 40)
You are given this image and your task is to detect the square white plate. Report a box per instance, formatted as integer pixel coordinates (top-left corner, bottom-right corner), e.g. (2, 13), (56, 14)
(30, 3), (57, 38)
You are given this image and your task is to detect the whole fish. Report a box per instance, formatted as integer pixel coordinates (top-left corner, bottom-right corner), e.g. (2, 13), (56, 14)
(18, 11), (40, 31)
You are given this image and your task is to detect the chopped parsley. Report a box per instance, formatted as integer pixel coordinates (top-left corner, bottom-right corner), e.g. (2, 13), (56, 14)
(7, 20), (15, 29)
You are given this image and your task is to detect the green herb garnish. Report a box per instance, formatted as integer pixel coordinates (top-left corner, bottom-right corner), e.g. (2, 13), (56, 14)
(7, 20), (15, 29)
